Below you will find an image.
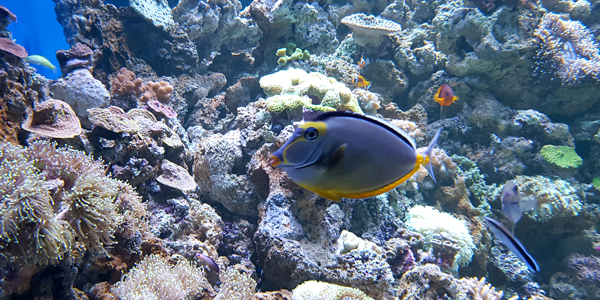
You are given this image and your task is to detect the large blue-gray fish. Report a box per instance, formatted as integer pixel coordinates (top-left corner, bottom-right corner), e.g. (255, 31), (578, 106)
(269, 111), (442, 201)
(484, 216), (540, 272)
(501, 180), (539, 232)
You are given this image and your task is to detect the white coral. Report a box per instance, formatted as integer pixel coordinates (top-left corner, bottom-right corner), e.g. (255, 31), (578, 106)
(292, 280), (374, 300)
(214, 268), (256, 300)
(113, 254), (208, 300)
(405, 205), (475, 270)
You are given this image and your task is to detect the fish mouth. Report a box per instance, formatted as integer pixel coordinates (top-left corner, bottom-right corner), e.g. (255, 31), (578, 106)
(270, 155), (281, 167)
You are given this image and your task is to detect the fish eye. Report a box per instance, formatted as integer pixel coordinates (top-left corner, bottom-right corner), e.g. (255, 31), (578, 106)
(304, 127), (319, 140)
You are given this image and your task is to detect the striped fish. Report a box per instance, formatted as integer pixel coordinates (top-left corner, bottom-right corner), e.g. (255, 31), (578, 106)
(484, 216), (540, 272)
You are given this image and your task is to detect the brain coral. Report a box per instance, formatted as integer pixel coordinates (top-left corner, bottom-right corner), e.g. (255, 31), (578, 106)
(259, 68), (363, 115)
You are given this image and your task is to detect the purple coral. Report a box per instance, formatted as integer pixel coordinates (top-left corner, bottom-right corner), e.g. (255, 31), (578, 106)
(569, 254), (600, 283)
(534, 13), (600, 85)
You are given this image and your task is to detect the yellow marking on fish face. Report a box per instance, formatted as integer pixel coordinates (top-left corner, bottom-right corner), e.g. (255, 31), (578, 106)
(281, 121), (327, 164)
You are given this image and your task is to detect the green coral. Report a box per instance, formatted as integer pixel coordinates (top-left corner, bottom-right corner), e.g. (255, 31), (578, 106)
(276, 43), (311, 66)
(540, 145), (583, 169)
(259, 68), (363, 114)
(593, 176), (600, 190)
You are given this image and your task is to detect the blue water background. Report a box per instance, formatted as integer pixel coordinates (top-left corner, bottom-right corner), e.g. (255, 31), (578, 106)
(3, 0), (68, 79)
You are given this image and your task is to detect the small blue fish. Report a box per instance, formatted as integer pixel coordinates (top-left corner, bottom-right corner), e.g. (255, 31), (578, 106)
(484, 216), (540, 272)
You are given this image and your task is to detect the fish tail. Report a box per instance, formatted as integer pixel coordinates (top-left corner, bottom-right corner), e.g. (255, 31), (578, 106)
(423, 128), (443, 183)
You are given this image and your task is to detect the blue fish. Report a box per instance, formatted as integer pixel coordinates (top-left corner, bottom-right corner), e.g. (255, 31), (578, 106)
(270, 111), (442, 201)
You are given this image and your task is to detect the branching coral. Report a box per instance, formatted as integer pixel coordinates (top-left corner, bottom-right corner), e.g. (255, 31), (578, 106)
(456, 277), (504, 300)
(110, 67), (174, 103)
(112, 254), (210, 300)
(534, 12), (600, 85)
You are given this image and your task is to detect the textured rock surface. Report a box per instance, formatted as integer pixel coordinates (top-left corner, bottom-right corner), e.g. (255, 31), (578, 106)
(50, 69), (110, 119)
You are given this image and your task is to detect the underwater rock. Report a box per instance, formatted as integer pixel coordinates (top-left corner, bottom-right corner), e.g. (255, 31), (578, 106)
(173, 0), (262, 55)
(193, 129), (260, 217)
(243, 0), (339, 56)
(50, 69), (110, 120)
(392, 26), (446, 78)
(56, 42), (94, 76)
(0, 61), (42, 144)
(54, 0), (199, 78)
(250, 130), (395, 299)
(128, 0), (174, 30)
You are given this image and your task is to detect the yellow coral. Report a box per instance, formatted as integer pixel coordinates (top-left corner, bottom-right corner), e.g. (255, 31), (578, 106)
(259, 68), (363, 114)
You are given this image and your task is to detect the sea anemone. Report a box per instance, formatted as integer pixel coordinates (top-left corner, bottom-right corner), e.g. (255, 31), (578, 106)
(534, 13), (600, 85)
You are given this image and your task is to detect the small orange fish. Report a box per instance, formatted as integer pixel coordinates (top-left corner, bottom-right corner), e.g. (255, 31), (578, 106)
(433, 84), (458, 106)
(358, 56), (369, 69)
(353, 75), (371, 89)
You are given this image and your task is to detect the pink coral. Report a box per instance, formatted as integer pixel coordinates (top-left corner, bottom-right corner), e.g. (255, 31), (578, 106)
(146, 99), (177, 119)
(0, 37), (27, 58)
